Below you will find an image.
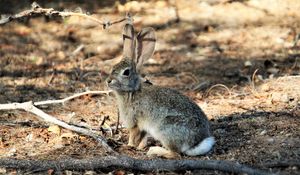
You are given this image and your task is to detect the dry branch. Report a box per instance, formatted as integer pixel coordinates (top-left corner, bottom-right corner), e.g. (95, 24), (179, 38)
(34, 90), (112, 106)
(0, 156), (274, 175)
(0, 2), (128, 28)
(0, 90), (115, 153)
(263, 160), (300, 168)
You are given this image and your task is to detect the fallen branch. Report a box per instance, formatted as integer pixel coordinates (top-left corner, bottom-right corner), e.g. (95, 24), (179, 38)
(0, 2), (128, 29)
(263, 160), (300, 168)
(34, 90), (112, 106)
(0, 90), (115, 153)
(0, 156), (274, 175)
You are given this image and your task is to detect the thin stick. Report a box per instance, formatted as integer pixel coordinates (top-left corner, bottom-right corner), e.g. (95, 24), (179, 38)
(114, 108), (120, 134)
(34, 90), (112, 106)
(0, 2), (128, 28)
(206, 84), (232, 97)
(0, 156), (274, 175)
(251, 69), (259, 91)
(47, 69), (56, 85)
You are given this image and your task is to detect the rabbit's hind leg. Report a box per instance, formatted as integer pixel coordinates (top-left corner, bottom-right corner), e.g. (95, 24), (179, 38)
(146, 146), (180, 159)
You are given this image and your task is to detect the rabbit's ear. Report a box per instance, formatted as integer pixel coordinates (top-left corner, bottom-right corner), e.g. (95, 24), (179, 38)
(122, 23), (135, 59)
(135, 27), (156, 71)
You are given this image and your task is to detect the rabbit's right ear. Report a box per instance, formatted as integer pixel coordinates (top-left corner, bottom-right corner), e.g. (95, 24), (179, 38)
(135, 27), (156, 71)
(122, 24), (135, 59)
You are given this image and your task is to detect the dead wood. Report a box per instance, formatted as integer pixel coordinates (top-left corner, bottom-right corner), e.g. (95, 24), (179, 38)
(0, 2), (127, 28)
(0, 156), (274, 175)
(263, 160), (300, 168)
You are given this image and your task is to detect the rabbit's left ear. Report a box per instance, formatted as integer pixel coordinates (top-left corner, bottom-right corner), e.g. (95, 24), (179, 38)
(135, 27), (156, 71)
(122, 23), (135, 59)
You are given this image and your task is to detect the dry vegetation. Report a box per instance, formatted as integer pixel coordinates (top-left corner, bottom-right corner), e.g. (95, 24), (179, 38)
(0, 0), (299, 174)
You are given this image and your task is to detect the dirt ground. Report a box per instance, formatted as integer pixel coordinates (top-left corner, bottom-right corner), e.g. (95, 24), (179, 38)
(0, 0), (299, 174)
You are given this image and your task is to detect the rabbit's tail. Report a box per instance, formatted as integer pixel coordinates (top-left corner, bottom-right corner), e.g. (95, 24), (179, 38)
(184, 137), (215, 156)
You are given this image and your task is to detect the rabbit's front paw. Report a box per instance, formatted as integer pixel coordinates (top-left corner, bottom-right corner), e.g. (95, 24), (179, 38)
(136, 142), (147, 150)
(127, 141), (136, 147)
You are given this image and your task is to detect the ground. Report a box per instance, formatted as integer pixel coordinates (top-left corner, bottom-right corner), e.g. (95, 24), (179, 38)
(0, 0), (299, 174)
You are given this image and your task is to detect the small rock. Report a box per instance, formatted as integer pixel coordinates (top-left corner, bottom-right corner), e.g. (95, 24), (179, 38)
(7, 148), (16, 157)
(285, 133), (292, 137)
(25, 133), (33, 142)
(260, 130), (267, 135)
(257, 75), (264, 81)
(260, 84), (270, 92)
(215, 128), (226, 134)
(48, 125), (61, 135)
(84, 171), (96, 175)
(244, 60), (252, 67)
(65, 170), (72, 175)
(267, 67), (279, 74)
(281, 94), (290, 103)
(155, 1), (167, 8)
(267, 138), (275, 144)
(0, 168), (6, 174)
(271, 92), (289, 103)
(57, 51), (65, 60)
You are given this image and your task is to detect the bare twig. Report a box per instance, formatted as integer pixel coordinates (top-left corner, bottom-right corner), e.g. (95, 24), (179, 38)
(205, 84), (232, 97)
(114, 108), (120, 134)
(0, 156), (274, 175)
(0, 101), (115, 153)
(192, 81), (210, 91)
(47, 69), (56, 85)
(0, 2), (128, 28)
(251, 69), (259, 91)
(293, 33), (300, 47)
(71, 44), (85, 56)
(34, 90), (112, 106)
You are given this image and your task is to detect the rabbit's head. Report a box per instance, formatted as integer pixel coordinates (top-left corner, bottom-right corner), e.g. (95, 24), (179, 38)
(107, 24), (156, 92)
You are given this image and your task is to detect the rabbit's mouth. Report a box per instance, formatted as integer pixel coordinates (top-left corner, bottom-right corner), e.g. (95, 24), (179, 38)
(107, 78), (120, 90)
(107, 78), (129, 92)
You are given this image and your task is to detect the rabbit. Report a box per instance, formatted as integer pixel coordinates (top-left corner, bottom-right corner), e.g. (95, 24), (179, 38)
(106, 23), (215, 158)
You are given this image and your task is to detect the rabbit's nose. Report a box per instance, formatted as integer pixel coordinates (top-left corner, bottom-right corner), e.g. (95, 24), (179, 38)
(106, 77), (116, 84)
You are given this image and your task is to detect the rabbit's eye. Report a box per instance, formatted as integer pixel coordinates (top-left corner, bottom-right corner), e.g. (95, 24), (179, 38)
(122, 69), (130, 76)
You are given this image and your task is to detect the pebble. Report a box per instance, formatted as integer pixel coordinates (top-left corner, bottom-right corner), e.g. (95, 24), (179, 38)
(260, 84), (270, 92)
(267, 138), (275, 144)
(260, 130), (267, 135)
(271, 92), (289, 103)
(244, 60), (252, 67)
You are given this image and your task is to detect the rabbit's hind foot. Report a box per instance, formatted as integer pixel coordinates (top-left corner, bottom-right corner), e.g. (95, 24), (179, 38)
(146, 146), (180, 159)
